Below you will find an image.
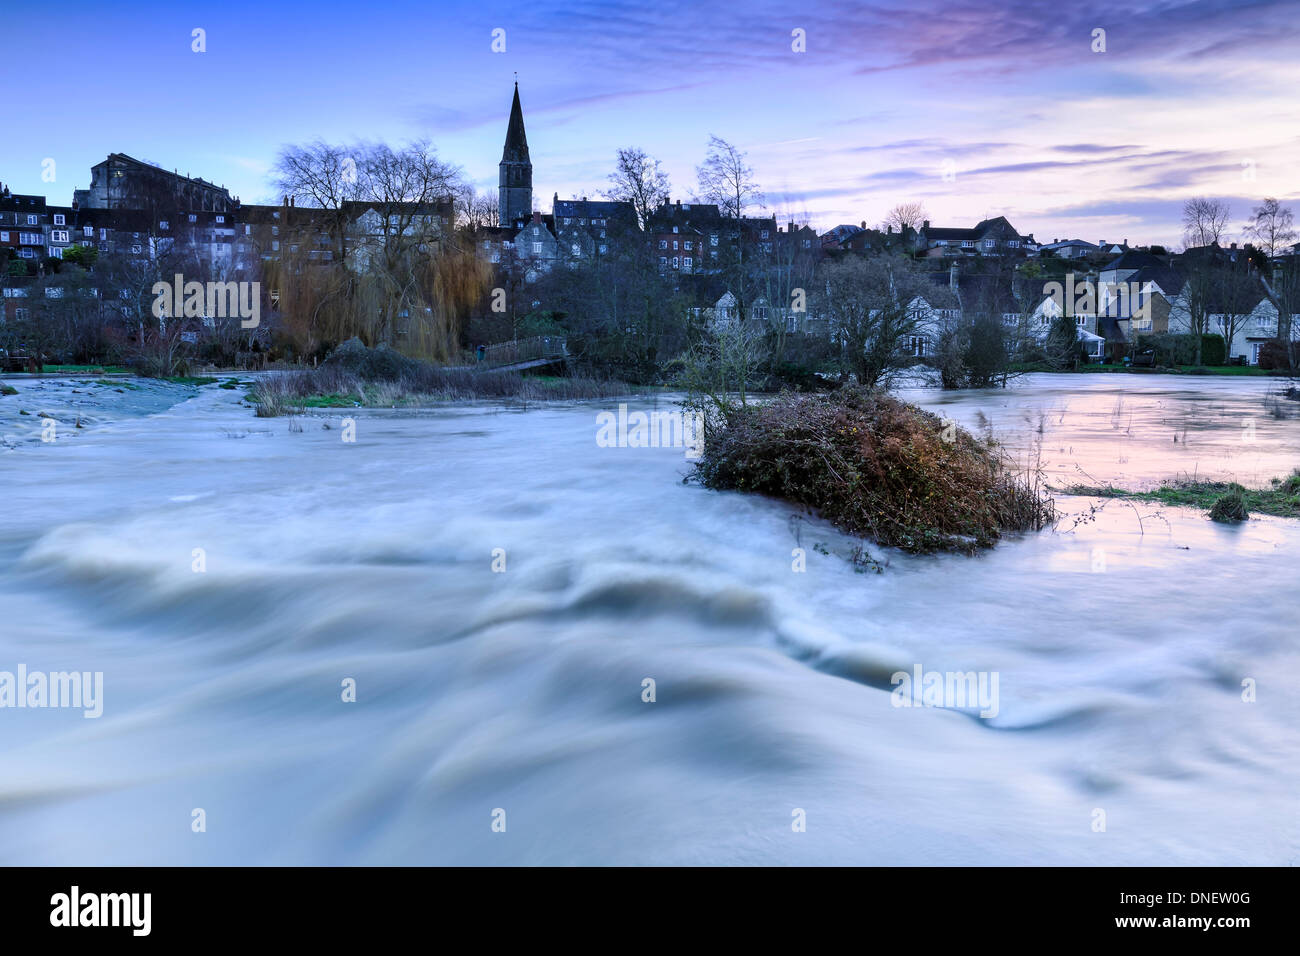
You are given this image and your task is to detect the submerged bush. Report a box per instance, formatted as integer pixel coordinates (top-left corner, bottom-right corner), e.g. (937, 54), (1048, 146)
(1209, 487), (1249, 523)
(692, 387), (1054, 554)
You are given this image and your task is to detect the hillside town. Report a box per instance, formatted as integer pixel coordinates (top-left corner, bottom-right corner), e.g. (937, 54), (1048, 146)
(3, 82), (1298, 380)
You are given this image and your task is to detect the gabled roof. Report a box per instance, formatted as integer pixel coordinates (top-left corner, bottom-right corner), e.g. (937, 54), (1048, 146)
(553, 197), (635, 222)
(650, 201), (723, 227)
(1101, 249), (1166, 273)
(1126, 262), (1184, 296)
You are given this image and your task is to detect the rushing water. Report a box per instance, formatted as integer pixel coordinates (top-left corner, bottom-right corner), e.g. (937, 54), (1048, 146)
(0, 373), (1297, 865)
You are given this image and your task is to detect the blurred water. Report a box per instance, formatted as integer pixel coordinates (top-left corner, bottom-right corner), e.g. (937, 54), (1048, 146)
(0, 373), (1296, 864)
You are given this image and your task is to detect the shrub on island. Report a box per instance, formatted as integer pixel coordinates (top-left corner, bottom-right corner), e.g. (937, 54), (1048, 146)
(692, 388), (1054, 554)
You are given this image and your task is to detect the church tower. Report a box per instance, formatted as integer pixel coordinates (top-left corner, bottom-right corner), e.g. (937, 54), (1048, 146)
(499, 82), (532, 228)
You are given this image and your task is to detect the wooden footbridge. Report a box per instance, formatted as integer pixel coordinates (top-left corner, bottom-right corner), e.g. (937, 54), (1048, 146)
(452, 335), (568, 372)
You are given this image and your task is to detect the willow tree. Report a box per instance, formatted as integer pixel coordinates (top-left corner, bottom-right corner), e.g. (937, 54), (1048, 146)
(269, 138), (488, 360)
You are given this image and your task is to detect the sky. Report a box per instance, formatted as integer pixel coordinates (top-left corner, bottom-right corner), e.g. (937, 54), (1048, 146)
(3, 0), (1298, 247)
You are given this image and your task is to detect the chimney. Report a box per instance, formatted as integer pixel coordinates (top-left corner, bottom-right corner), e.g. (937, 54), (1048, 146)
(949, 262), (959, 291)
(1098, 239), (1105, 248)
(887, 225), (893, 234)
(532, 211), (541, 224)
(676, 199), (681, 208)
(922, 220), (930, 231)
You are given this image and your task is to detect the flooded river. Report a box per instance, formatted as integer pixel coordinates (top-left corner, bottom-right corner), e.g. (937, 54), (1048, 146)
(0, 373), (1296, 864)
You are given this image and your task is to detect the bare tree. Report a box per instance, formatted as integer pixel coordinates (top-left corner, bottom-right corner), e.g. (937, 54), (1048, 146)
(605, 147), (671, 230)
(456, 188), (499, 230)
(1243, 197), (1296, 259)
(882, 202), (927, 233)
(815, 255), (928, 388)
(1182, 197), (1231, 249)
(1212, 261), (1264, 364)
(696, 136), (762, 220)
(272, 140), (362, 264)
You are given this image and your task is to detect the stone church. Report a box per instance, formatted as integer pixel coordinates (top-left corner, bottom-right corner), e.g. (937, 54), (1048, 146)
(499, 82), (532, 229)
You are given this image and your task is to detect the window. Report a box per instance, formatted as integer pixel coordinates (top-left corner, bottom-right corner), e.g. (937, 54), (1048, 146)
(710, 235), (718, 246)
(962, 240), (974, 248)
(684, 257), (692, 269)
(672, 226), (679, 234)
(761, 230), (769, 239)
(671, 257), (679, 269)
(803, 239), (811, 248)
(19, 232), (42, 244)
(26, 215), (37, 225)
(659, 256), (667, 267)
(684, 241), (692, 251)
(53, 214), (65, 226)
(19, 249), (34, 259)
(271, 241), (280, 251)
(83, 225), (93, 237)
(659, 240), (667, 249)
(599, 244), (607, 254)
(983, 239), (994, 249)
(130, 244), (142, 255)
(1008, 240), (1019, 248)
(188, 214), (197, 223)
(907, 335), (926, 357)
(0, 231), (6, 242)
(672, 240), (678, 250)
(160, 220), (170, 231)
(271, 226), (279, 236)
(532, 226), (539, 236)
(215, 215), (225, 223)
(100, 228), (108, 240)
(14, 308), (28, 320)
(563, 218), (571, 225)
(532, 241), (542, 255)
(244, 225), (251, 235)
(571, 243), (580, 255)
(51, 230), (69, 242)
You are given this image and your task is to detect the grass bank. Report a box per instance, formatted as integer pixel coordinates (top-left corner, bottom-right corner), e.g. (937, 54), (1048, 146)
(248, 340), (638, 417)
(1062, 472), (1300, 521)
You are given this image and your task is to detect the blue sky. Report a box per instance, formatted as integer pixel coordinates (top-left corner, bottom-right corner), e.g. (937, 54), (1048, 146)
(3, 0), (1298, 245)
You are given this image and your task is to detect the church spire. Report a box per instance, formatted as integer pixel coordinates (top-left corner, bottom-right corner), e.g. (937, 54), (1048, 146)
(502, 81), (529, 165)
(499, 81), (533, 226)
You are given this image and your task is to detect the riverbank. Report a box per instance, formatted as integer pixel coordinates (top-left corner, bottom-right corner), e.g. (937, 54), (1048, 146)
(0, 376), (206, 448)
